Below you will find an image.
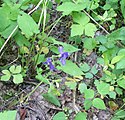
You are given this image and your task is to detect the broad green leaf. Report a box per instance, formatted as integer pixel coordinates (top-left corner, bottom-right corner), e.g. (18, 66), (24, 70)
(84, 89), (94, 99)
(72, 12), (90, 25)
(53, 112), (67, 120)
(0, 37), (4, 48)
(115, 87), (123, 95)
(33, 54), (45, 65)
(85, 73), (93, 79)
(91, 66), (98, 75)
(52, 39), (80, 53)
(114, 110), (125, 118)
(93, 98), (106, 110)
(108, 91), (116, 99)
(2, 70), (11, 75)
(9, 65), (21, 74)
(117, 79), (125, 89)
(14, 31), (30, 47)
(65, 82), (77, 90)
(83, 38), (97, 50)
(13, 74), (23, 84)
(1, 74), (11, 81)
(78, 83), (87, 94)
(85, 23), (97, 37)
(107, 27), (125, 41)
(0, 5), (11, 32)
(111, 55), (124, 64)
(116, 58), (125, 69)
(84, 99), (92, 110)
(71, 24), (84, 37)
(0, 110), (17, 120)
(1, 21), (17, 38)
(57, 60), (84, 76)
(17, 11), (39, 38)
(80, 63), (90, 72)
(75, 112), (87, 120)
(57, 2), (86, 15)
(96, 82), (110, 95)
(118, 49), (125, 56)
(42, 93), (61, 107)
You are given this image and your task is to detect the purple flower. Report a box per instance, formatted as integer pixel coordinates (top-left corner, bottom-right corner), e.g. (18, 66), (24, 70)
(44, 58), (55, 71)
(58, 46), (69, 65)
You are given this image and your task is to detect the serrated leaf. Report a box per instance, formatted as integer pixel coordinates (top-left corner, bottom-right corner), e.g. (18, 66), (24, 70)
(42, 93), (61, 107)
(85, 23), (97, 37)
(57, 60), (84, 76)
(13, 74), (23, 84)
(53, 112), (67, 120)
(78, 83), (87, 94)
(0, 110), (17, 120)
(93, 98), (106, 110)
(75, 112), (87, 120)
(96, 82), (110, 95)
(84, 89), (94, 99)
(71, 24), (84, 37)
(72, 12), (90, 25)
(17, 11), (39, 38)
(57, 2), (86, 15)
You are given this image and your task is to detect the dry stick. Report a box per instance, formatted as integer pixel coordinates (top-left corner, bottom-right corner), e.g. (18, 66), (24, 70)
(0, 0), (43, 55)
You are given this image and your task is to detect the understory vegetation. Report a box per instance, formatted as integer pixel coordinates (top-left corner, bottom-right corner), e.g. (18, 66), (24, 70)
(1, 0), (125, 120)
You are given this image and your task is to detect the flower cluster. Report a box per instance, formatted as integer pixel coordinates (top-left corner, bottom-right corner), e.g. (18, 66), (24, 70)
(44, 46), (69, 71)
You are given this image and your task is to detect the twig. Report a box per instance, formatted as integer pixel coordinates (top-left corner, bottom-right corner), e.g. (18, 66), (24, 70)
(83, 10), (110, 34)
(0, 0), (44, 55)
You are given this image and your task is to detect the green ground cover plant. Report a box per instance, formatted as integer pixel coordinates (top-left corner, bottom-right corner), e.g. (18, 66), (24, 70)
(1, 0), (125, 119)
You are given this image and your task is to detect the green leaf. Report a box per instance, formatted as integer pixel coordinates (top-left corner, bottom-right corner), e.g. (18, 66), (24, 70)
(84, 89), (94, 99)
(96, 82), (110, 95)
(1, 21), (17, 38)
(117, 79), (125, 89)
(84, 38), (97, 50)
(9, 65), (22, 74)
(65, 82), (77, 90)
(107, 27), (125, 41)
(111, 55), (124, 64)
(91, 66), (98, 75)
(42, 93), (61, 107)
(0, 37), (5, 48)
(116, 58), (125, 69)
(2, 70), (11, 75)
(33, 54), (45, 65)
(72, 12), (90, 25)
(78, 83), (87, 94)
(75, 112), (87, 120)
(84, 99), (92, 110)
(13, 74), (23, 84)
(108, 91), (116, 99)
(1, 74), (11, 81)
(14, 31), (30, 47)
(57, 60), (84, 76)
(53, 112), (67, 120)
(0, 110), (17, 120)
(35, 74), (49, 84)
(85, 73), (93, 79)
(17, 11), (39, 38)
(85, 23), (97, 37)
(57, 2), (86, 15)
(52, 39), (80, 53)
(71, 24), (84, 37)
(114, 110), (125, 118)
(92, 98), (106, 110)
(80, 63), (90, 72)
